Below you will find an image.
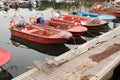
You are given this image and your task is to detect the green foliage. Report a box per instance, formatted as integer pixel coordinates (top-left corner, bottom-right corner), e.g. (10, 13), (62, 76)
(38, 1), (80, 11)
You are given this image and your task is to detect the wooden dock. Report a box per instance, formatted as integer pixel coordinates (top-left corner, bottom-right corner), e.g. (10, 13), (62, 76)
(12, 27), (120, 80)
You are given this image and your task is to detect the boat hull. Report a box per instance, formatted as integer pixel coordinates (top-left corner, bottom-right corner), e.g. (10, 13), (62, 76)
(51, 15), (107, 29)
(92, 9), (120, 18)
(69, 31), (83, 37)
(9, 3), (18, 9)
(10, 29), (69, 44)
(0, 48), (11, 66)
(47, 20), (87, 37)
(10, 35), (70, 56)
(74, 11), (116, 23)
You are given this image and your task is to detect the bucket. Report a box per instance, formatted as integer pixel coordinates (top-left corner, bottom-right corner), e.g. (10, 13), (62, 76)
(37, 17), (45, 24)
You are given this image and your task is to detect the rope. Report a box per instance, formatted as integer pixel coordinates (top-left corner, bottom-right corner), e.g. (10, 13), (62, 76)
(72, 37), (77, 45)
(85, 31), (99, 37)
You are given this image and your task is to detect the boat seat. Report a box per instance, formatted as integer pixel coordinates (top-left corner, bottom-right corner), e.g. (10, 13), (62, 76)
(27, 29), (38, 33)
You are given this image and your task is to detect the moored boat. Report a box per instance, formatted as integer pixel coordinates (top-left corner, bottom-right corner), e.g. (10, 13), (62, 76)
(9, 2), (18, 9)
(91, 3), (120, 18)
(29, 17), (88, 37)
(51, 14), (107, 29)
(10, 35), (70, 56)
(9, 19), (72, 44)
(110, 4), (120, 8)
(0, 48), (11, 66)
(18, 1), (32, 8)
(73, 11), (116, 22)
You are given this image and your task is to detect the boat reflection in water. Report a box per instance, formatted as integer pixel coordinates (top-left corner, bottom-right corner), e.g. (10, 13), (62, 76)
(0, 67), (13, 80)
(65, 37), (87, 44)
(82, 24), (111, 37)
(10, 35), (70, 56)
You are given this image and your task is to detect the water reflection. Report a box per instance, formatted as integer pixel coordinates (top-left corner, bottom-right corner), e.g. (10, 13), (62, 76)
(0, 67), (13, 80)
(10, 35), (70, 56)
(82, 24), (111, 37)
(65, 37), (86, 44)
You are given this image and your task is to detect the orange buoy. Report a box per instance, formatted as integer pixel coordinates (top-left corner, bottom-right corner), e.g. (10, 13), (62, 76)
(9, 20), (15, 28)
(29, 17), (37, 25)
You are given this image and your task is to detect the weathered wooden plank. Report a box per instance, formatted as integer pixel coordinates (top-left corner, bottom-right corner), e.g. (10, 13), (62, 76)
(90, 52), (120, 80)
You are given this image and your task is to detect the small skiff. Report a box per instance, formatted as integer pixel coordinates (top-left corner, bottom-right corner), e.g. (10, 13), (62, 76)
(73, 11), (116, 22)
(9, 19), (72, 44)
(91, 3), (120, 18)
(29, 17), (88, 37)
(51, 14), (107, 28)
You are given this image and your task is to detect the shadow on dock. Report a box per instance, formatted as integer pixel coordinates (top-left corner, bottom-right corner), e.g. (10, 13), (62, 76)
(10, 35), (70, 56)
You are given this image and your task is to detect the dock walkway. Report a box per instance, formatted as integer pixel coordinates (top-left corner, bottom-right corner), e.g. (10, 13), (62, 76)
(12, 27), (120, 80)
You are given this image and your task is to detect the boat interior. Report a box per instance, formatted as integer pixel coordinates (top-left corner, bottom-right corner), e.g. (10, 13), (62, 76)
(48, 20), (72, 29)
(57, 15), (90, 22)
(14, 25), (58, 37)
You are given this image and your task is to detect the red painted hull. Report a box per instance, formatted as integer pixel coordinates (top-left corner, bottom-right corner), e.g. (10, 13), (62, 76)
(45, 20), (87, 37)
(0, 48), (11, 66)
(92, 8), (120, 18)
(51, 14), (107, 29)
(9, 3), (18, 9)
(69, 32), (83, 37)
(9, 27), (72, 44)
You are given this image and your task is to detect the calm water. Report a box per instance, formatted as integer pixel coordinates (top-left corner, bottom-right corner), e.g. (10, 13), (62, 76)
(0, 8), (57, 79)
(0, 7), (116, 80)
(0, 8), (85, 79)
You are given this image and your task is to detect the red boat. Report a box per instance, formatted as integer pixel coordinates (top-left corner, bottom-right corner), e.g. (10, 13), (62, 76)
(29, 17), (88, 37)
(9, 3), (19, 9)
(9, 20), (72, 44)
(51, 14), (107, 29)
(0, 48), (11, 66)
(91, 3), (120, 18)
